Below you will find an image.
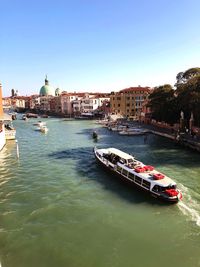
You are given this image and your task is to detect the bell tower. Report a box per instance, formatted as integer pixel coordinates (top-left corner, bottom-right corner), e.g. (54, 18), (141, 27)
(45, 75), (49, 86)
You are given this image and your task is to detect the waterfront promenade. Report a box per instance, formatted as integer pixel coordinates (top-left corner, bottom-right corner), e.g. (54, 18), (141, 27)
(128, 121), (200, 152)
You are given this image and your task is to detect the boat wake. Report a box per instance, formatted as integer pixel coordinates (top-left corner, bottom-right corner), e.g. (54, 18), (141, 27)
(177, 185), (200, 227)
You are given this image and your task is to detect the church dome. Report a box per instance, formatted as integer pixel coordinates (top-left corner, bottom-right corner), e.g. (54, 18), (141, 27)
(55, 87), (61, 96)
(40, 85), (55, 96)
(39, 76), (55, 96)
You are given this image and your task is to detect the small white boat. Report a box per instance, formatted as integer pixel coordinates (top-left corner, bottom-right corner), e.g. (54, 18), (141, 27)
(33, 121), (46, 127)
(40, 125), (48, 133)
(110, 125), (127, 132)
(4, 122), (16, 140)
(119, 128), (149, 136)
(94, 147), (182, 203)
(95, 119), (109, 125)
(22, 115), (28, 120)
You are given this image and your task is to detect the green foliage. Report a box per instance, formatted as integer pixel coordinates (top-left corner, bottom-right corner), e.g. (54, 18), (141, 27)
(175, 67), (200, 90)
(148, 84), (178, 123)
(148, 68), (200, 126)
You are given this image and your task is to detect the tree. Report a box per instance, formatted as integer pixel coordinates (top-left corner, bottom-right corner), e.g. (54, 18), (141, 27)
(175, 74), (200, 126)
(148, 84), (177, 123)
(175, 67), (200, 92)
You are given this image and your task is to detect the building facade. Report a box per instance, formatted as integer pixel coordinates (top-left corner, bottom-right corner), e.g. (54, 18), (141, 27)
(0, 83), (6, 150)
(110, 86), (151, 119)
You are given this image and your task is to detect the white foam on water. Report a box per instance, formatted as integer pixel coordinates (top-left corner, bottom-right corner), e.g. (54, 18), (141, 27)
(178, 184), (200, 227)
(178, 201), (200, 226)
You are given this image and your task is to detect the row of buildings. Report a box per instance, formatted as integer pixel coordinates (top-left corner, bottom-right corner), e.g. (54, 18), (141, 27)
(0, 82), (6, 150)
(0, 83), (14, 150)
(2, 77), (152, 120)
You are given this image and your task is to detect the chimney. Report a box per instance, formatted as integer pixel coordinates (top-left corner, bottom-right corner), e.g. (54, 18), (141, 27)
(0, 82), (3, 116)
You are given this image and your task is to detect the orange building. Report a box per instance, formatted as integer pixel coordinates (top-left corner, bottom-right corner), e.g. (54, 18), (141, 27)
(110, 86), (151, 119)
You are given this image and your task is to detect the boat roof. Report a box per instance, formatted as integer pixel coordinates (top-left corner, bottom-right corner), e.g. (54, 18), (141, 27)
(138, 170), (176, 186)
(121, 163), (176, 186)
(96, 147), (177, 186)
(107, 148), (134, 160)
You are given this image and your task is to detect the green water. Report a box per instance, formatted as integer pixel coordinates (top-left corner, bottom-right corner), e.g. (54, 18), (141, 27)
(0, 118), (200, 267)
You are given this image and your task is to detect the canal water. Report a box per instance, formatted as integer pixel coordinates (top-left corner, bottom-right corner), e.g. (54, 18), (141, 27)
(0, 118), (200, 267)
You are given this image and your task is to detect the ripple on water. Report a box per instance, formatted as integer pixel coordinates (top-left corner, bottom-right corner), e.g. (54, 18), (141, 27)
(0, 119), (200, 267)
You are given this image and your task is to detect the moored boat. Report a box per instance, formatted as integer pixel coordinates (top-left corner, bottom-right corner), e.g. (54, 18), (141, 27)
(4, 121), (16, 140)
(94, 147), (182, 203)
(119, 128), (149, 136)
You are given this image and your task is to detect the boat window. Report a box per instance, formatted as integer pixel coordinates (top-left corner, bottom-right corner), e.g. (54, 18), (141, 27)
(152, 185), (165, 192)
(97, 152), (101, 158)
(128, 158), (134, 163)
(128, 173), (135, 180)
(119, 158), (125, 164)
(142, 180), (151, 189)
(166, 184), (176, 190)
(135, 176), (142, 184)
(122, 169), (128, 177)
(117, 166), (122, 173)
(152, 185), (159, 192)
(112, 155), (120, 164)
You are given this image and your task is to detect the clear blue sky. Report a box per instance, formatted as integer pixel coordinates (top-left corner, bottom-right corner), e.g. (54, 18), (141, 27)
(1, 0), (200, 96)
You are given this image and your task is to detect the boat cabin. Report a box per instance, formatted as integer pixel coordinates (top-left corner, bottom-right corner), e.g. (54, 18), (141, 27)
(102, 148), (135, 165)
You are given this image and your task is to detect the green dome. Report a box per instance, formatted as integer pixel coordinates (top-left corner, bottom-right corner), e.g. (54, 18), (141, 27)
(39, 76), (55, 96)
(40, 85), (55, 96)
(55, 88), (61, 96)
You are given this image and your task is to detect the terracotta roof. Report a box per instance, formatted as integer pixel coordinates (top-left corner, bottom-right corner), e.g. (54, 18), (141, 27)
(61, 92), (85, 96)
(119, 87), (151, 93)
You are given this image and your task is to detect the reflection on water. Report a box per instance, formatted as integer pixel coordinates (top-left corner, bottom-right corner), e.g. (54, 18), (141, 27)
(0, 118), (200, 267)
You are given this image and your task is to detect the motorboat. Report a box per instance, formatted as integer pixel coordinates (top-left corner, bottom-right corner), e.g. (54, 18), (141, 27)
(4, 121), (16, 140)
(94, 147), (182, 203)
(119, 128), (149, 136)
(95, 119), (109, 125)
(75, 112), (94, 120)
(33, 121), (46, 127)
(109, 125), (127, 132)
(40, 125), (48, 133)
(26, 113), (38, 118)
(22, 115), (28, 121)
